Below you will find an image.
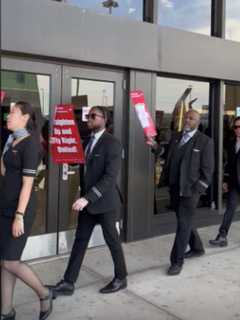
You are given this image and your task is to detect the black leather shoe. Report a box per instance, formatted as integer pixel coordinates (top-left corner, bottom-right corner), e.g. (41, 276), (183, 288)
(1, 309), (16, 320)
(167, 264), (182, 276)
(184, 250), (205, 259)
(99, 278), (127, 294)
(209, 235), (228, 247)
(39, 288), (53, 320)
(47, 280), (74, 299)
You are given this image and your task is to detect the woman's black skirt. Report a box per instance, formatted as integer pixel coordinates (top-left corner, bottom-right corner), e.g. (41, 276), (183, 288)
(0, 206), (35, 260)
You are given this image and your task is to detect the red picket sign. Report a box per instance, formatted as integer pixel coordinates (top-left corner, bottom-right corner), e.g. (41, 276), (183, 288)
(0, 90), (6, 103)
(130, 90), (157, 138)
(50, 104), (85, 164)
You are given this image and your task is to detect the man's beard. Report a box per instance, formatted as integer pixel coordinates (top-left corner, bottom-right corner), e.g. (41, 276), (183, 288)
(183, 126), (192, 132)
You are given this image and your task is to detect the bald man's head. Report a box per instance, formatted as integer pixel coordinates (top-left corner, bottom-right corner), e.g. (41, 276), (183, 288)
(183, 109), (201, 132)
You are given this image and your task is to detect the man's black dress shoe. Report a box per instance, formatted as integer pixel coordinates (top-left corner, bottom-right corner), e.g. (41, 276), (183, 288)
(47, 280), (74, 299)
(39, 289), (53, 320)
(1, 309), (16, 320)
(209, 234), (228, 247)
(167, 264), (182, 276)
(99, 278), (127, 294)
(184, 250), (205, 259)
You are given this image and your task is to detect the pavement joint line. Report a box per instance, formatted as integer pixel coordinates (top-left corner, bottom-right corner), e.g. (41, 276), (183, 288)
(123, 289), (184, 320)
(72, 267), (184, 320)
(77, 267), (184, 320)
(28, 241), (239, 268)
(15, 278), (105, 308)
(82, 243), (240, 280)
(14, 245), (240, 314)
(15, 277), (183, 320)
(82, 265), (106, 280)
(27, 244), (240, 290)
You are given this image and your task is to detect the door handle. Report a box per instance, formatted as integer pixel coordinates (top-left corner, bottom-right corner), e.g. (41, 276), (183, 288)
(67, 170), (76, 175)
(62, 164), (79, 180)
(62, 163), (69, 181)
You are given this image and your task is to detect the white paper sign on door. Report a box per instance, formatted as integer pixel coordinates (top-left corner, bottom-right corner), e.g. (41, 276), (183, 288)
(82, 106), (91, 122)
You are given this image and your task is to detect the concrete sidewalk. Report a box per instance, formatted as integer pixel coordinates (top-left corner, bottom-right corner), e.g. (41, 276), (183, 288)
(14, 221), (240, 320)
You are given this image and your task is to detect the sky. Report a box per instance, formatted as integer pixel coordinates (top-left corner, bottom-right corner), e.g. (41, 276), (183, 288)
(63, 1), (240, 41)
(156, 77), (209, 114)
(72, 79), (114, 107)
(37, 75), (50, 116)
(38, 74), (209, 116)
(158, 0), (240, 40)
(65, 0), (143, 20)
(158, 0), (212, 35)
(226, 0), (240, 41)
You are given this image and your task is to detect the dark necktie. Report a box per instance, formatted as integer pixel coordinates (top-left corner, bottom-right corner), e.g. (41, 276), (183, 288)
(85, 135), (95, 160)
(179, 132), (190, 147)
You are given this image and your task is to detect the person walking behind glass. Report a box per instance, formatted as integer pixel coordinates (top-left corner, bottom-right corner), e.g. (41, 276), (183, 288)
(209, 117), (240, 247)
(0, 102), (53, 320)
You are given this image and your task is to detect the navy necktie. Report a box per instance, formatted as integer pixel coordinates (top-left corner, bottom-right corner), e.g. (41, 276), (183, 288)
(85, 136), (95, 160)
(179, 132), (190, 147)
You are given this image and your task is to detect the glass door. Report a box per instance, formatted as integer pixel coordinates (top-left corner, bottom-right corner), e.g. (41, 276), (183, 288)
(1, 57), (61, 260)
(154, 76), (211, 215)
(58, 65), (126, 254)
(222, 83), (240, 211)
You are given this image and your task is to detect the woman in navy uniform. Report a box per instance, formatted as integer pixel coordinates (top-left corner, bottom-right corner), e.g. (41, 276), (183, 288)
(0, 101), (53, 320)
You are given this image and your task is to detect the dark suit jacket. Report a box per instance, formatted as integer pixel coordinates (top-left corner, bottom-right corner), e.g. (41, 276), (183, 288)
(224, 137), (240, 188)
(80, 131), (122, 214)
(162, 130), (214, 197)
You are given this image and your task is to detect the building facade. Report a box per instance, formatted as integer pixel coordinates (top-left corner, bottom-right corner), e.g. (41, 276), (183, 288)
(1, 0), (240, 260)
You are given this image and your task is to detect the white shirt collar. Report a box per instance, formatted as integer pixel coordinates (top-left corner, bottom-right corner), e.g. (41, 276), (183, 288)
(86, 129), (106, 155)
(93, 128), (105, 141)
(235, 138), (240, 153)
(184, 128), (197, 138)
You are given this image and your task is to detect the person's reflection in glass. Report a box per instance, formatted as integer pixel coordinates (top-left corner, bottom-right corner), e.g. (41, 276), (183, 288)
(209, 117), (240, 247)
(146, 135), (165, 214)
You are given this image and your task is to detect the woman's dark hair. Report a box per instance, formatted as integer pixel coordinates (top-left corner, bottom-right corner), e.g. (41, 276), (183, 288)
(15, 101), (43, 134)
(15, 101), (45, 157)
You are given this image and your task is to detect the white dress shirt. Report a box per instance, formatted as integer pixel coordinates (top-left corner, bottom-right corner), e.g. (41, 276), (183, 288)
(86, 128), (106, 156)
(179, 128), (197, 146)
(235, 137), (240, 153)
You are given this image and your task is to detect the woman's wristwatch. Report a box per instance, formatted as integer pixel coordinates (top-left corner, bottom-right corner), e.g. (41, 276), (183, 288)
(15, 211), (24, 219)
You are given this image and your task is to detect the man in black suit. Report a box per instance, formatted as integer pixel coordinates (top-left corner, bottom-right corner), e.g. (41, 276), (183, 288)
(148, 110), (214, 275)
(209, 116), (240, 247)
(51, 106), (127, 296)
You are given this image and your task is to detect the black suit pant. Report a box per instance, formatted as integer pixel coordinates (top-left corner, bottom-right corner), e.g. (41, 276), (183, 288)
(170, 189), (204, 267)
(64, 209), (127, 283)
(219, 187), (240, 237)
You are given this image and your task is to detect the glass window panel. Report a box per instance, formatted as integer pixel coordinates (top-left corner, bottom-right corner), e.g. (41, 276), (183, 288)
(0, 70), (50, 235)
(155, 77), (210, 215)
(226, 0), (240, 42)
(64, 78), (114, 230)
(54, 0), (143, 21)
(223, 85), (240, 210)
(158, 0), (211, 35)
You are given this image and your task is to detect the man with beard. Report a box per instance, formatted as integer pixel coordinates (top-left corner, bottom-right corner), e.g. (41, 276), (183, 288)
(148, 110), (214, 275)
(49, 106), (127, 296)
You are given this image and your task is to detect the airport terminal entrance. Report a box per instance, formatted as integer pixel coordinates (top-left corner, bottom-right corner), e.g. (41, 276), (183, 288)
(1, 57), (126, 260)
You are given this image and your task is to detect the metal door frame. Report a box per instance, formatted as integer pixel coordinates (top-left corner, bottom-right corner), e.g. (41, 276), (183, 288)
(1, 56), (61, 260)
(58, 64), (127, 254)
(1, 57), (127, 259)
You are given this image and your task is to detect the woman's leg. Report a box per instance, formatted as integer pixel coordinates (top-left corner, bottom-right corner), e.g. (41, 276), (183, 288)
(1, 264), (17, 314)
(2, 260), (50, 312)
